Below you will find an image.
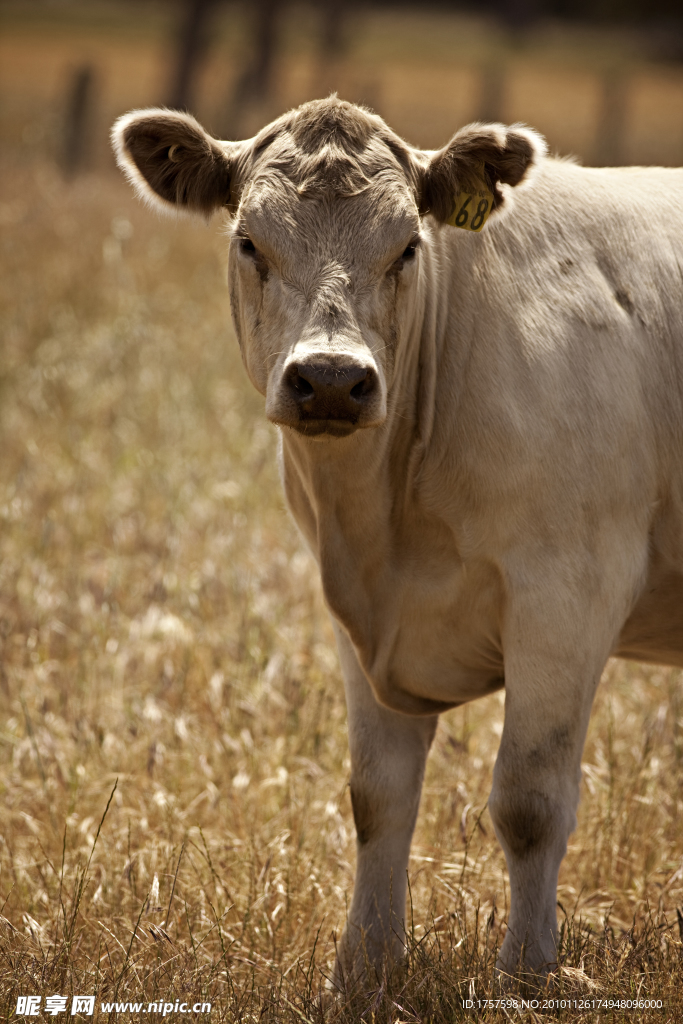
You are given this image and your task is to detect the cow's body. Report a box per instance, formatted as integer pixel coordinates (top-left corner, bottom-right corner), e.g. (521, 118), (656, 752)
(113, 99), (683, 984)
(285, 157), (683, 711)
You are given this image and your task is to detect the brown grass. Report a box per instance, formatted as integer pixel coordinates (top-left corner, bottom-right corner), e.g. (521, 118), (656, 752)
(1, 6), (683, 1021)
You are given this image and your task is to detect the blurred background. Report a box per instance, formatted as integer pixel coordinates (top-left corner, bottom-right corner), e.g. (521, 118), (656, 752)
(2, 0), (683, 174)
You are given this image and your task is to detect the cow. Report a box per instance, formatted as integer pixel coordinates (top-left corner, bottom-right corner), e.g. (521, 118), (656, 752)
(112, 97), (683, 986)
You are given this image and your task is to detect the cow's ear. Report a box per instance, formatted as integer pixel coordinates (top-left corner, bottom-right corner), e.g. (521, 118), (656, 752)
(111, 108), (241, 216)
(419, 122), (547, 223)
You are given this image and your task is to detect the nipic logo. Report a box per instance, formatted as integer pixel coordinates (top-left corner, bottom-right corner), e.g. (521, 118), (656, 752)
(15, 996), (211, 1016)
(15, 996), (94, 1016)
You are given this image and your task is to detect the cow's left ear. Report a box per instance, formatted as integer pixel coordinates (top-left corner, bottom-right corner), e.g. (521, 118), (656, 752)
(112, 108), (245, 216)
(418, 122), (547, 223)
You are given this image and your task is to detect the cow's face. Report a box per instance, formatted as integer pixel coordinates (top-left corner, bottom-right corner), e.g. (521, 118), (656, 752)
(228, 152), (423, 438)
(113, 101), (543, 439)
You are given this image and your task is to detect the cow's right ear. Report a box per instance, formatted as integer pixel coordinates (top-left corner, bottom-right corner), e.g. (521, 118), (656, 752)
(111, 108), (242, 216)
(418, 122), (547, 224)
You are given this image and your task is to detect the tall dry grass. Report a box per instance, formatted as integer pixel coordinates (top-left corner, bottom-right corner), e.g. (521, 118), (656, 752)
(0, 147), (682, 1022)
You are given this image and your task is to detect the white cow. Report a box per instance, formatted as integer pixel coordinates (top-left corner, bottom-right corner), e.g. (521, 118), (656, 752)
(113, 98), (683, 984)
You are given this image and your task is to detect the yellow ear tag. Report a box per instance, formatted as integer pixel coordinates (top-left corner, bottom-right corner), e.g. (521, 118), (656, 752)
(446, 165), (494, 233)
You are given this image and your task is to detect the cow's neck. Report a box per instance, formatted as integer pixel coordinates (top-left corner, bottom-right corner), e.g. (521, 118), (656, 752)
(279, 267), (447, 660)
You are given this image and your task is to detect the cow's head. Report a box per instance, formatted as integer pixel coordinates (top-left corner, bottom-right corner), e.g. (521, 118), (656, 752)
(112, 99), (545, 439)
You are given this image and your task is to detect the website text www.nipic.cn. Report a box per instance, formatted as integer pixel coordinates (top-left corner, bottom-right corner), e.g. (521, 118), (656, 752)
(15, 996), (211, 1016)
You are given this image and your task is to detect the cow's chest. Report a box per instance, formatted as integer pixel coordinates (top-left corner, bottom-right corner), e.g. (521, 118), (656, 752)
(319, 526), (506, 715)
(281, 441), (508, 714)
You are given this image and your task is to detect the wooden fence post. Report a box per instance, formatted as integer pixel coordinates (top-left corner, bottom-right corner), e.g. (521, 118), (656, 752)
(63, 64), (95, 178)
(222, 0), (283, 137)
(168, 0), (220, 113)
(595, 69), (628, 166)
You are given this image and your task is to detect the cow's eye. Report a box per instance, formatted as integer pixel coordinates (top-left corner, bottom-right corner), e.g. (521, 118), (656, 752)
(389, 239), (420, 274)
(239, 236), (257, 255)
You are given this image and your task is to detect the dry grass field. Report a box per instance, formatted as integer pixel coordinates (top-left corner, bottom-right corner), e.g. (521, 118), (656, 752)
(1, 4), (683, 1022)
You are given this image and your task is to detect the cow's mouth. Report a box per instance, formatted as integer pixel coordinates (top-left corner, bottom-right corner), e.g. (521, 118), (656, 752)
(289, 418), (360, 438)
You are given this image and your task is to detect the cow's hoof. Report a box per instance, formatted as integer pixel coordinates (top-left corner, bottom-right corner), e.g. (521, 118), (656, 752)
(329, 947), (371, 998)
(495, 934), (558, 995)
(316, 982), (342, 1017)
(331, 928), (403, 999)
(495, 957), (558, 995)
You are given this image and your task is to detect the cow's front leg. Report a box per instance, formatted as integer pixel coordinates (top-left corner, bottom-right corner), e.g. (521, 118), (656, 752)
(332, 624), (438, 988)
(489, 602), (611, 981)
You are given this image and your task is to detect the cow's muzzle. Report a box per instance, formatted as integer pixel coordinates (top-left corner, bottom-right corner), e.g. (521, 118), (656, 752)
(270, 356), (384, 437)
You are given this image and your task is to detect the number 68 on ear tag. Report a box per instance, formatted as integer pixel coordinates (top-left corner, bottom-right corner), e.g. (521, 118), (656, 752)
(447, 186), (493, 232)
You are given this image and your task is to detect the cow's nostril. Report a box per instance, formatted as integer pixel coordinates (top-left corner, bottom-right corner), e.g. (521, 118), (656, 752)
(350, 378), (369, 400)
(292, 373), (314, 398)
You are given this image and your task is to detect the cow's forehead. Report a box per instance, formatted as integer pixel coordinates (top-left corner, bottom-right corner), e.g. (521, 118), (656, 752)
(244, 99), (417, 187)
(233, 104), (420, 265)
(237, 157), (419, 267)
